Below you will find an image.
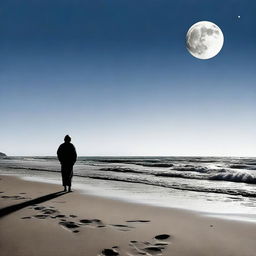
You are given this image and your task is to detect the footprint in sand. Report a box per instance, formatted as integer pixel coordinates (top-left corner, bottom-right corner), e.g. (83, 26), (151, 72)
(23, 204), (82, 233)
(110, 224), (134, 232)
(22, 204), (111, 234)
(129, 241), (162, 256)
(34, 205), (82, 233)
(80, 219), (105, 228)
(154, 234), (170, 240)
(154, 242), (169, 246)
(33, 206), (59, 219)
(126, 220), (150, 223)
(55, 214), (66, 218)
(34, 214), (49, 219)
(42, 209), (58, 215)
(101, 248), (119, 256)
(128, 234), (171, 255)
(80, 219), (92, 224)
(59, 221), (80, 230)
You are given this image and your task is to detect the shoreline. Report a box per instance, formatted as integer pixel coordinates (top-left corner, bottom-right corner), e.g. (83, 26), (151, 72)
(1, 174), (256, 256)
(1, 170), (256, 223)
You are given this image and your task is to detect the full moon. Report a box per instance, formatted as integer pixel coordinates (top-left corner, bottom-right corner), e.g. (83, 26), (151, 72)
(186, 21), (224, 60)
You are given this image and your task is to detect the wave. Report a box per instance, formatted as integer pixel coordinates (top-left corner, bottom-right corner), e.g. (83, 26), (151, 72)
(9, 166), (59, 173)
(173, 165), (209, 173)
(154, 172), (204, 180)
(99, 168), (143, 174)
(229, 164), (249, 169)
(90, 158), (161, 164)
(158, 169), (256, 185)
(187, 159), (219, 163)
(135, 163), (174, 167)
(244, 162), (256, 166)
(82, 174), (256, 198)
(8, 164), (256, 186)
(3, 165), (256, 198)
(209, 172), (256, 184)
(229, 164), (256, 170)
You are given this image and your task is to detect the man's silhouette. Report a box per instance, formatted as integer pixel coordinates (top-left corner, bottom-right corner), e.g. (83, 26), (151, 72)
(57, 135), (77, 192)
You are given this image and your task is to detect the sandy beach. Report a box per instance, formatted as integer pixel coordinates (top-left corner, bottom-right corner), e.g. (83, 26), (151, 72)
(1, 0), (255, 255)
(0, 175), (255, 256)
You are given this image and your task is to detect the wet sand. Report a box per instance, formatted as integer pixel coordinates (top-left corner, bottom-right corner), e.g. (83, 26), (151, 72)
(0, 175), (255, 256)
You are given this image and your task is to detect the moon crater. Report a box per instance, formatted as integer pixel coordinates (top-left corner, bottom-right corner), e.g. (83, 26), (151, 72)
(186, 21), (224, 59)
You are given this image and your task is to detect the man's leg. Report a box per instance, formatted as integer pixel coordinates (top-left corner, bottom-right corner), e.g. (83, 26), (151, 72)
(67, 164), (73, 192)
(61, 164), (67, 191)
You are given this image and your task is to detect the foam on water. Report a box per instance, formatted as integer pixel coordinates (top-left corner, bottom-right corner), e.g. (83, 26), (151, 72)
(0, 156), (256, 222)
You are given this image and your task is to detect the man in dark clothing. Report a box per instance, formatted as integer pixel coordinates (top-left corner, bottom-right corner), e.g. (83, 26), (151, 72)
(57, 135), (77, 192)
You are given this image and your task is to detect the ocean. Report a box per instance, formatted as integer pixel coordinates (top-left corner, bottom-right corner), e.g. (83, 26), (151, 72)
(1, 156), (256, 221)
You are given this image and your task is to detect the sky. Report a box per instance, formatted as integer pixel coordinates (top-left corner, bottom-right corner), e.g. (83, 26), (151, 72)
(0, 0), (255, 156)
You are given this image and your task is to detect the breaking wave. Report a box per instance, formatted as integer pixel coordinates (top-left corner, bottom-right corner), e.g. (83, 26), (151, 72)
(2, 156), (256, 199)
(81, 174), (256, 198)
(209, 171), (256, 184)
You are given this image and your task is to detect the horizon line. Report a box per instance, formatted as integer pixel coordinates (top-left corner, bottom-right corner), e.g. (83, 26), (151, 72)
(4, 155), (256, 158)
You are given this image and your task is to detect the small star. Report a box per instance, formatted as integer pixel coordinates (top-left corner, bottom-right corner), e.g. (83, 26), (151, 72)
(238, 15), (241, 19)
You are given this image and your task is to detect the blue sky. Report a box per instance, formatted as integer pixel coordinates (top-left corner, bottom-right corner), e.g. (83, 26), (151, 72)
(0, 0), (255, 156)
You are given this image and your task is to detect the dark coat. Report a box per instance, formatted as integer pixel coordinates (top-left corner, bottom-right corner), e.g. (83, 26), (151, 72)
(57, 142), (77, 187)
(57, 142), (77, 165)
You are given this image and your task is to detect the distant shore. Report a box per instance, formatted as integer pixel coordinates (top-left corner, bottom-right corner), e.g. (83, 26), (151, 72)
(1, 175), (256, 256)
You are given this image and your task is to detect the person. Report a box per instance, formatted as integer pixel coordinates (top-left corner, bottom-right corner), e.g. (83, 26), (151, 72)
(57, 135), (77, 192)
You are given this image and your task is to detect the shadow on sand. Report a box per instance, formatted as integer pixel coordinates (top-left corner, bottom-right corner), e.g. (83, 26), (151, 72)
(0, 191), (67, 218)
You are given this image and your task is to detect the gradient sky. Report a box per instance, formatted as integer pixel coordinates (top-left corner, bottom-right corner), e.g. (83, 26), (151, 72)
(0, 0), (255, 156)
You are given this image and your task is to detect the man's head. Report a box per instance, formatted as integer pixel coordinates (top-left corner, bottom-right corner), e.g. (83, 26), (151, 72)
(64, 135), (71, 143)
